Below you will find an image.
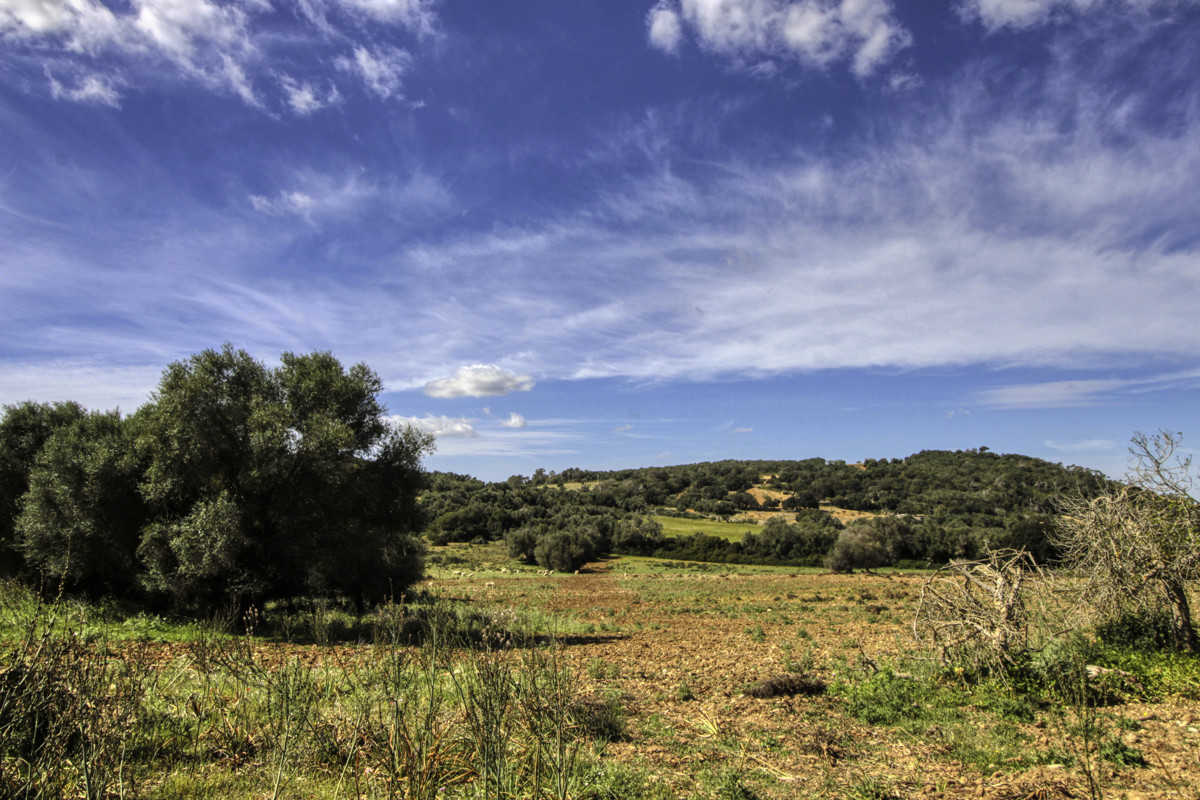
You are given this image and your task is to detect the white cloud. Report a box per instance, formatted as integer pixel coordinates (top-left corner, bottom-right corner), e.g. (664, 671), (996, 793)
(0, 0), (262, 100)
(0, 359), (163, 412)
(423, 365), (536, 398)
(391, 414), (477, 438)
(961, 0), (1094, 30)
(647, 2), (684, 53)
(500, 412), (528, 429)
(974, 370), (1200, 410)
(958, 0), (1194, 30)
(974, 380), (1128, 409)
(131, 0), (251, 66)
(280, 75), (339, 115)
(250, 191), (316, 216)
(1045, 438), (1117, 453)
(47, 69), (121, 106)
(733, 426), (753, 433)
(0, 0), (437, 108)
(336, 44), (410, 100)
(336, 0), (438, 32)
(0, 0), (125, 49)
(247, 168), (447, 221)
(648, 0), (911, 76)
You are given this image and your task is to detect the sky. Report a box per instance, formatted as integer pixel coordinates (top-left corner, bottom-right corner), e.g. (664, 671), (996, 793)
(2, 0), (1199, 482)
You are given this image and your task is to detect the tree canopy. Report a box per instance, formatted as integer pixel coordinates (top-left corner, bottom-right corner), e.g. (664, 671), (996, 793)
(0, 346), (433, 614)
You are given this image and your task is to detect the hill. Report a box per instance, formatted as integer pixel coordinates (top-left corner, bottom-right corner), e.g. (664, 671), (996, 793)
(421, 449), (1116, 571)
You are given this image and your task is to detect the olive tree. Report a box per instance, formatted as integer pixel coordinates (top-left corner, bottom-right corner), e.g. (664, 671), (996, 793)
(1055, 431), (1200, 652)
(136, 345), (434, 613)
(0, 401), (86, 575)
(15, 410), (147, 597)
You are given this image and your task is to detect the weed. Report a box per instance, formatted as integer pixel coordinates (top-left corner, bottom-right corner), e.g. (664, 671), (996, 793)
(846, 775), (901, 800)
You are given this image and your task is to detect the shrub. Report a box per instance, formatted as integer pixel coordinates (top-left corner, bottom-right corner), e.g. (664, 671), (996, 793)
(535, 530), (595, 572)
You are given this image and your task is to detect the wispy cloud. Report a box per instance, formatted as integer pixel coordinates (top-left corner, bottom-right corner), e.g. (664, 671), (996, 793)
(974, 370), (1200, 410)
(974, 380), (1129, 409)
(0, 0), (435, 109)
(0, 359), (164, 411)
(336, 45), (412, 100)
(958, 0), (1190, 31)
(1045, 438), (1117, 453)
(391, 414), (478, 438)
(46, 69), (122, 106)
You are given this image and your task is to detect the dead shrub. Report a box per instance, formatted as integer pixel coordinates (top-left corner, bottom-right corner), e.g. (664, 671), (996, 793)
(743, 673), (827, 698)
(913, 548), (1062, 678)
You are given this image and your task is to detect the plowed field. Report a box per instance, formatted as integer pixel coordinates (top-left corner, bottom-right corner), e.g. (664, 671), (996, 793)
(432, 554), (1200, 800)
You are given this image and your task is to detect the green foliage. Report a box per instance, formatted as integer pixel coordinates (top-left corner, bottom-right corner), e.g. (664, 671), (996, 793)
(0, 347), (433, 614)
(837, 668), (956, 726)
(15, 410), (147, 597)
(535, 530), (596, 572)
(427, 449), (1104, 572)
(0, 401), (86, 577)
(135, 345), (433, 612)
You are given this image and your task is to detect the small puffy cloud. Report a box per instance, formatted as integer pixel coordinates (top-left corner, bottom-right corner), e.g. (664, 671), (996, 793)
(647, 2), (684, 53)
(391, 414), (477, 438)
(336, 45), (410, 99)
(47, 70), (122, 106)
(423, 365), (535, 398)
(500, 412), (528, 429)
(648, 0), (911, 77)
(613, 423), (634, 432)
(280, 75), (339, 115)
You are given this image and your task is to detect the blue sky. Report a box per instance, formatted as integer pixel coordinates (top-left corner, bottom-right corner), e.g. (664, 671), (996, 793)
(2, 0), (1199, 482)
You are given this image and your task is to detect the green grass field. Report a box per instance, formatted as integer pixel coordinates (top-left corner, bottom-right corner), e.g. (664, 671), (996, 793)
(653, 513), (758, 541)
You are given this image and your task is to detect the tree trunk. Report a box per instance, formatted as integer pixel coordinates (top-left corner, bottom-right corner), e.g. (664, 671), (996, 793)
(1165, 579), (1198, 653)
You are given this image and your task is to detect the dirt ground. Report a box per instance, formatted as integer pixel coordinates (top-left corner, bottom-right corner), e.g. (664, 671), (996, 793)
(438, 559), (1200, 800)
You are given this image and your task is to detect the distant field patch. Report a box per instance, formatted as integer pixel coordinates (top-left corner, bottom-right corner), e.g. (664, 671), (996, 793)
(654, 515), (757, 542)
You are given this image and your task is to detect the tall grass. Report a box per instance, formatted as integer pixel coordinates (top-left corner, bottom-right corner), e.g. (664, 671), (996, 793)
(0, 583), (636, 799)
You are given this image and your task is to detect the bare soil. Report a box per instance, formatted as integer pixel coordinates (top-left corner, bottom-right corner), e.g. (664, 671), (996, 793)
(443, 559), (1200, 800)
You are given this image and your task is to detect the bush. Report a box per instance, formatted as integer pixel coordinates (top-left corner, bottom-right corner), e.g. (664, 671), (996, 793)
(826, 525), (890, 572)
(535, 531), (595, 572)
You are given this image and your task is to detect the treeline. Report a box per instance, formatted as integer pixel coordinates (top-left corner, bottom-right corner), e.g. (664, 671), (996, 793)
(423, 451), (1116, 571)
(0, 346), (431, 613)
(536, 451), (1112, 516)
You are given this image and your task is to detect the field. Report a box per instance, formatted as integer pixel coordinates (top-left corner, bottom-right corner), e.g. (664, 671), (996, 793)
(5, 546), (1199, 799)
(430, 547), (1200, 799)
(654, 515), (759, 541)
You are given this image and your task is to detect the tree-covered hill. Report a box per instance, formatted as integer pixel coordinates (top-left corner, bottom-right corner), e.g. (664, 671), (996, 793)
(423, 450), (1117, 571)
